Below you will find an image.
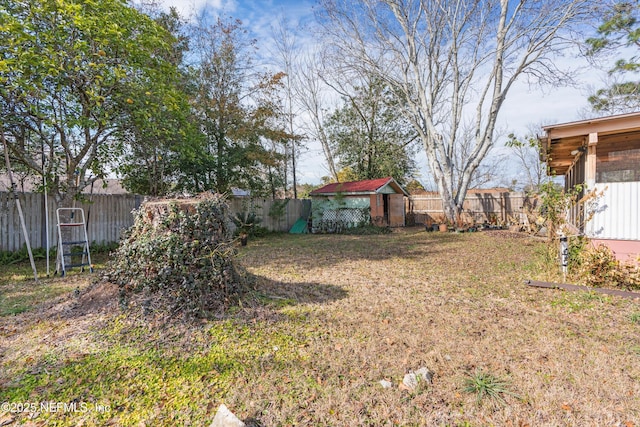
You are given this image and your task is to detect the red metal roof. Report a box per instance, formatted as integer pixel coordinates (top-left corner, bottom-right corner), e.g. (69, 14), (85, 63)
(310, 177), (406, 195)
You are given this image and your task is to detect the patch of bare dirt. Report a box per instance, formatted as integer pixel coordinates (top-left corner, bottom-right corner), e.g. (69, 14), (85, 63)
(49, 280), (119, 318)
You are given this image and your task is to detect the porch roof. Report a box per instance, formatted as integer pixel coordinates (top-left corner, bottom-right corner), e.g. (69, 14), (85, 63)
(540, 112), (640, 175)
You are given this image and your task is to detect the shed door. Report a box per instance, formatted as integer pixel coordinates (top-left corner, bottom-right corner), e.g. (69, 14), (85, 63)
(370, 194), (384, 225)
(388, 194), (405, 227)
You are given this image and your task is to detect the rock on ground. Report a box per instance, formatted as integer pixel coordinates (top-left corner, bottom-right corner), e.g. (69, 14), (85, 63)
(210, 404), (245, 427)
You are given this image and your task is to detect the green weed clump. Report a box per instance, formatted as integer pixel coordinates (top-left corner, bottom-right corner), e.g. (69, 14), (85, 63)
(0, 245), (47, 265)
(103, 194), (244, 319)
(463, 369), (518, 406)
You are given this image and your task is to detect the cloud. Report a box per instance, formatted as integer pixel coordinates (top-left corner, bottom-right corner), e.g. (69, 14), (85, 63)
(151, 0), (609, 186)
(156, 0), (235, 18)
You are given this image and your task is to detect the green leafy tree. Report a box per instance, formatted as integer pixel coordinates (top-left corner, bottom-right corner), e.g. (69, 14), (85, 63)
(184, 17), (289, 196)
(115, 7), (198, 196)
(0, 0), (182, 206)
(325, 76), (417, 184)
(587, 2), (640, 114)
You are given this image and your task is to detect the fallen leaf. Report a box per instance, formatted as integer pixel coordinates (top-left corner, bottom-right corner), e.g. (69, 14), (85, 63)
(0, 415), (16, 426)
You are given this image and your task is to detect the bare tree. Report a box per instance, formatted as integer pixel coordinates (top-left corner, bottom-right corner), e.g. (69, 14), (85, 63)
(319, 0), (595, 220)
(295, 52), (339, 182)
(271, 17), (303, 198)
(452, 122), (509, 189)
(506, 126), (548, 192)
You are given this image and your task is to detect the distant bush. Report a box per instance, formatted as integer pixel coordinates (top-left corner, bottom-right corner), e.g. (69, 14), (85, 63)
(0, 246), (47, 265)
(89, 241), (120, 254)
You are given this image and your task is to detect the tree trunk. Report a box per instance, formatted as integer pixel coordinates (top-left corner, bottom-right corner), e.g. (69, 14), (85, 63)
(318, 0), (595, 223)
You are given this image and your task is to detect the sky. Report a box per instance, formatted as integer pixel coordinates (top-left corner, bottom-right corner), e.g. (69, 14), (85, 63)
(155, 0), (611, 187)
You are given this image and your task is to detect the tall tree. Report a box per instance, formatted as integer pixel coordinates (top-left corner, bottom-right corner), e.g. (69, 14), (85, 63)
(586, 2), (640, 114)
(319, 0), (596, 221)
(186, 17), (287, 196)
(295, 52), (339, 182)
(0, 0), (182, 206)
(116, 6), (196, 196)
(325, 75), (417, 184)
(506, 130), (548, 192)
(271, 17), (304, 198)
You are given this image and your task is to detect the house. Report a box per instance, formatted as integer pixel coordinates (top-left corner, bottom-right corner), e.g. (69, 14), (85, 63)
(0, 175), (129, 195)
(541, 112), (640, 262)
(309, 177), (409, 233)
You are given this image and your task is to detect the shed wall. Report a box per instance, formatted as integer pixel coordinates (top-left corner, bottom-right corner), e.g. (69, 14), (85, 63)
(587, 182), (640, 241)
(311, 196), (370, 233)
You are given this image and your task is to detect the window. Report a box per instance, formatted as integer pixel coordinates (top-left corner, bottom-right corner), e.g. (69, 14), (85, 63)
(597, 147), (640, 183)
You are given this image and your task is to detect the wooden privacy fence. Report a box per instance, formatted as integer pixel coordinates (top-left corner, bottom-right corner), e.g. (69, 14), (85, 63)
(0, 192), (143, 253)
(2, 191), (529, 251)
(227, 198), (310, 233)
(0, 192), (309, 252)
(405, 192), (534, 225)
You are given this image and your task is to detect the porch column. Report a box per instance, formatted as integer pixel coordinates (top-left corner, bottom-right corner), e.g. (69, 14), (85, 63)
(586, 132), (598, 188)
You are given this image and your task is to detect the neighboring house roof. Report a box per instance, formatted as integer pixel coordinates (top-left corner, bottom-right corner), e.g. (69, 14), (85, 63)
(0, 175), (129, 195)
(467, 187), (512, 194)
(407, 189), (438, 196)
(310, 177), (409, 196)
(231, 188), (250, 197)
(541, 111), (640, 175)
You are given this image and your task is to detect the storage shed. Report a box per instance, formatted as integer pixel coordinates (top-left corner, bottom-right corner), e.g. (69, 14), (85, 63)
(309, 177), (408, 233)
(541, 112), (640, 262)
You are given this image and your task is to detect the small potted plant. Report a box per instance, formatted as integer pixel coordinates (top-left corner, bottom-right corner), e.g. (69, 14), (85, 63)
(233, 211), (260, 246)
(435, 215), (448, 232)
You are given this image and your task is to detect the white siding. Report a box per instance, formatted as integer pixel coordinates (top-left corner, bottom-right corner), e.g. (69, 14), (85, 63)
(587, 182), (640, 240)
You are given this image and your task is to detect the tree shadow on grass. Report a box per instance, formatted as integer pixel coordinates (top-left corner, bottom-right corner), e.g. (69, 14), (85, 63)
(241, 228), (467, 271)
(246, 272), (348, 305)
(10, 267), (348, 325)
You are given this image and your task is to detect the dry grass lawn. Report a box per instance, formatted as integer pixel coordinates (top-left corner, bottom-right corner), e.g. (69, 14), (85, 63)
(1, 228), (639, 426)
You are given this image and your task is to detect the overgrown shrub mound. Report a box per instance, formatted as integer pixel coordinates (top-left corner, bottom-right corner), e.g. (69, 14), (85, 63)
(577, 244), (640, 290)
(103, 194), (243, 318)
